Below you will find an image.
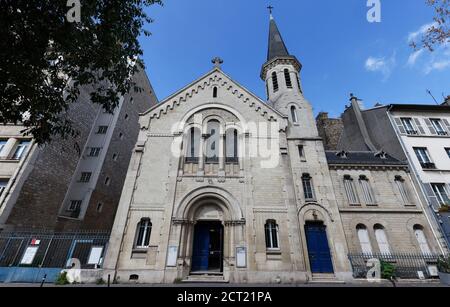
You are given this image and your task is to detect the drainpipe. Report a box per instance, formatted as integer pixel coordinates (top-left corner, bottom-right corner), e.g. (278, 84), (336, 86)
(386, 108), (448, 254)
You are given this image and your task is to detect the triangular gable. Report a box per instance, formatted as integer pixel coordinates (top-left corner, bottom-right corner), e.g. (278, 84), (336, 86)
(141, 68), (287, 123)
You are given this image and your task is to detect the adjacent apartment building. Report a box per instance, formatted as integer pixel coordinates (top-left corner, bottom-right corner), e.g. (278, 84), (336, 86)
(338, 95), (450, 249)
(0, 69), (158, 232)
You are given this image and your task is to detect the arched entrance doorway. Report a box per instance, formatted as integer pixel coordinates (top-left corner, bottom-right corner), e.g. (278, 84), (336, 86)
(172, 187), (245, 279)
(191, 204), (224, 273)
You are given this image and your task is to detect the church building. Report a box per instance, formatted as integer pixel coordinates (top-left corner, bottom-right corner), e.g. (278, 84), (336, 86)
(102, 14), (443, 284)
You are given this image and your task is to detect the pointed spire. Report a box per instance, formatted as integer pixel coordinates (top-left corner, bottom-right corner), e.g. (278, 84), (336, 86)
(267, 15), (290, 61)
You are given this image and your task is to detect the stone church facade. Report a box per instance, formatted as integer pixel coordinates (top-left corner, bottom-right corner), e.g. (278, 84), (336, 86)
(102, 16), (444, 284)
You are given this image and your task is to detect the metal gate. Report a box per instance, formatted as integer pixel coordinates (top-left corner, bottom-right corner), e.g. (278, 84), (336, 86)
(0, 230), (110, 283)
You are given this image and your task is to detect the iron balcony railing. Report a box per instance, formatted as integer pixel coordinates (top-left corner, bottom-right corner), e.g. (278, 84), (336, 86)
(348, 252), (444, 280)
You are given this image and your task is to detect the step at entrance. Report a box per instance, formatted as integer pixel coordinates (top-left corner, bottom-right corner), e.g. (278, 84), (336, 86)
(183, 273), (228, 283)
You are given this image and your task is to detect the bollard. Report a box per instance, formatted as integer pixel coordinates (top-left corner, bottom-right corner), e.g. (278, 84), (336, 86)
(40, 274), (47, 287)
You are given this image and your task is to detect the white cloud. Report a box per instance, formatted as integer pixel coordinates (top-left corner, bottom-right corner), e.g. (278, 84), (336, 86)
(407, 22), (437, 43)
(365, 52), (396, 80)
(424, 59), (450, 74)
(407, 49), (424, 66)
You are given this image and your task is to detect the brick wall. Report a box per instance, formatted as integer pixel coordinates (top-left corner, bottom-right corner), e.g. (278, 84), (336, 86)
(316, 112), (343, 150)
(6, 70), (157, 232)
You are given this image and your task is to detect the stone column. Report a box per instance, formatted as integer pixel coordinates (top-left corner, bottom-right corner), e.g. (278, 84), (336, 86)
(218, 133), (226, 177)
(197, 135), (205, 176)
(0, 138), (17, 160)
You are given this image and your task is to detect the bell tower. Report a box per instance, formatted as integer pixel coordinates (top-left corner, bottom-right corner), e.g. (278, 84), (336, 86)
(260, 11), (318, 138)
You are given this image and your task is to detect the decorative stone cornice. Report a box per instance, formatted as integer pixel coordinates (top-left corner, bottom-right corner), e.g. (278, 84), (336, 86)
(260, 56), (302, 80)
(328, 164), (409, 171)
(146, 72), (282, 124)
(224, 219), (246, 226)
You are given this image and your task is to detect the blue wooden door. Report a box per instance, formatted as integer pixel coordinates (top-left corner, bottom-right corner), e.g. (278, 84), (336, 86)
(191, 224), (210, 271)
(305, 223), (334, 273)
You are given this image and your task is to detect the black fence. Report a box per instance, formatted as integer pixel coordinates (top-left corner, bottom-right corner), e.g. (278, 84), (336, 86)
(348, 253), (443, 279)
(0, 230), (110, 269)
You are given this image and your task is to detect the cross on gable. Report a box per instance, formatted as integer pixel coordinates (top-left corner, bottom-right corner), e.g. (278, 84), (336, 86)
(212, 57), (224, 68)
(267, 5), (274, 15)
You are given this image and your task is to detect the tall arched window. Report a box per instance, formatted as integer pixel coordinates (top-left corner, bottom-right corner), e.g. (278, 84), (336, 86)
(414, 225), (431, 255)
(359, 175), (376, 205)
(356, 224), (372, 254)
(265, 220), (279, 249)
(213, 87), (218, 98)
(284, 69), (292, 88)
(226, 129), (239, 163)
(374, 224), (390, 255)
(344, 175), (359, 205)
(290, 106), (298, 123)
(135, 218), (152, 249)
(272, 72), (279, 92)
(206, 120), (220, 163)
(395, 176), (410, 204)
(186, 127), (200, 163)
(302, 173), (315, 200)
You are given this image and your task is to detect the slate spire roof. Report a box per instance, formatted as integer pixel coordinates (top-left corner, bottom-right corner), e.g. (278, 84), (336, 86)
(267, 16), (290, 61)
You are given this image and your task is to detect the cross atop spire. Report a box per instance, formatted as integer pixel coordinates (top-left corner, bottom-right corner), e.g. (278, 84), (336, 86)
(267, 5), (274, 18)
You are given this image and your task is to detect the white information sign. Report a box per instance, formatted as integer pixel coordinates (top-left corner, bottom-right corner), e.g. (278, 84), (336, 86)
(236, 247), (247, 268)
(87, 246), (104, 265)
(20, 246), (39, 265)
(167, 246), (178, 267)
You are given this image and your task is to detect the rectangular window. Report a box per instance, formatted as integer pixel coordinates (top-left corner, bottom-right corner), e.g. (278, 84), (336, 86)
(0, 179), (8, 197)
(344, 176), (359, 205)
(302, 175), (315, 200)
(79, 172), (92, 183)
(68, 200), (82, 212)
(401, 118), (417, 135)
(97, 126), (108, 134)
(359, 177), (376, 205)
(12, 140), (30, 160)
(88, 147), (101, 157)
(430, 119), (448, 136)
(298, 145), (305, 159)
(414, 147), (435, 169)
(446, 148), (450, 159)
(265, 220), (279, 250)
(431, 183), (450, 205)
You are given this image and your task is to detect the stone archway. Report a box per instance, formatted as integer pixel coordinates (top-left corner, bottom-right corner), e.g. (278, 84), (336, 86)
(171, 187), (245, 279)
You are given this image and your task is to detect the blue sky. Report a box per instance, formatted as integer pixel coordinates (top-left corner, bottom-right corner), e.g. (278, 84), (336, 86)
(140, 0), (449, 117)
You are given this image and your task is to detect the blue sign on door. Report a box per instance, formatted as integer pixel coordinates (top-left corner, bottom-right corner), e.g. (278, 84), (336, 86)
(305, 222), (334, 274)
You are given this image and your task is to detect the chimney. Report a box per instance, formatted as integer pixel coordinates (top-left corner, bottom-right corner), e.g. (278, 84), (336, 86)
(444, 95), (450, 106)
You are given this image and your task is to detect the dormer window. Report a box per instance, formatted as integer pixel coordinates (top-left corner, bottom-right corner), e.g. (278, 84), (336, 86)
(375, 151), (387, 159)
(336, 151), (348, 159)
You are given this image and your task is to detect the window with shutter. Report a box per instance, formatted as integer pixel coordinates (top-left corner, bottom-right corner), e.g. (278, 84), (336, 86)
(413, 118), (426, 135)
(414, 226), (431, 255)
(424, 118), (437, 135)
(393, 118), (406, 134)
(442, 119), (450, 133)
(374, 225), (391, 255)
(344, 175), (359, 205)
(356, 225), (372, 254)
(401, 118), (417, 135)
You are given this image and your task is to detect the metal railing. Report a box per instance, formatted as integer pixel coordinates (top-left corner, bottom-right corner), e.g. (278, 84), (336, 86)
(0, 229), (110, 269)
(348, 253), (443, 279)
